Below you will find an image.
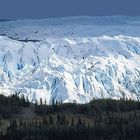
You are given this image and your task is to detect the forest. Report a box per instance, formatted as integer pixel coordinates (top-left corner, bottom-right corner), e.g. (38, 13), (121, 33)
(0, 94), (140, 140)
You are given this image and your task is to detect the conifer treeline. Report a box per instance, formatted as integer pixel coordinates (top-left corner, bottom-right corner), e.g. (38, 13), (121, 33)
(0, 94), (29, 118)
(1, 110), (140, 140)
(35, 98), (140, 115)
(0, 95), (140, 140)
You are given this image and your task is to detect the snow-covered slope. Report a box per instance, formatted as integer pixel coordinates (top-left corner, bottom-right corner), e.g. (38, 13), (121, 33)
(0, 16), (140, 104)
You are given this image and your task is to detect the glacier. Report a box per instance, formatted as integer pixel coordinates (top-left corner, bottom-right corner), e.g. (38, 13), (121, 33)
(0, 16), (140, 104)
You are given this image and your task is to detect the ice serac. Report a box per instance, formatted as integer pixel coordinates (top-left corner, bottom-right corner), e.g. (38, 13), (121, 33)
(0, 16), (140, 104)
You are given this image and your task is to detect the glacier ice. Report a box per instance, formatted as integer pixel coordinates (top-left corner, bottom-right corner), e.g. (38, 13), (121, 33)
(0, 16), (140, 104)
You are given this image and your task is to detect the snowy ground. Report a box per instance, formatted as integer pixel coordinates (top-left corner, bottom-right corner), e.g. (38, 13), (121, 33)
(0, 16), (140, 104)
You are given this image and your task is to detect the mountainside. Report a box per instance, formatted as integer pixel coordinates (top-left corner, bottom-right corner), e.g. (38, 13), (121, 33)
(0, 16), (140, 104)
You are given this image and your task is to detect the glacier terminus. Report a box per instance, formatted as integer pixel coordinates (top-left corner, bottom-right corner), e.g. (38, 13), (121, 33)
(0, 16), (140, 104)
